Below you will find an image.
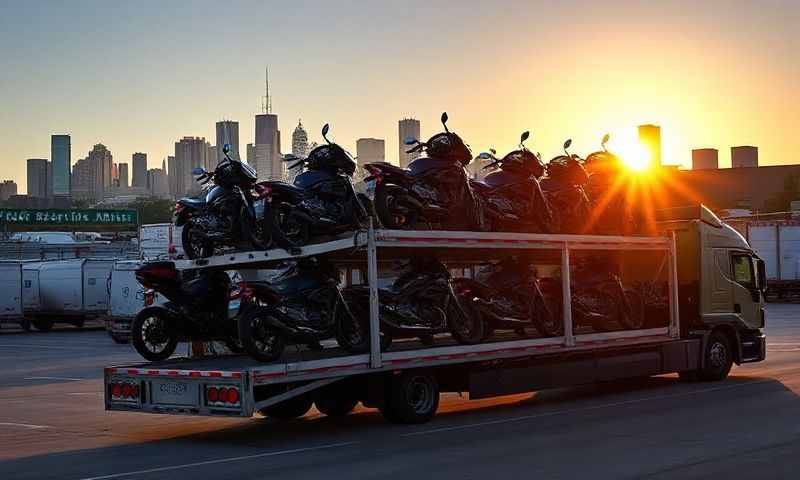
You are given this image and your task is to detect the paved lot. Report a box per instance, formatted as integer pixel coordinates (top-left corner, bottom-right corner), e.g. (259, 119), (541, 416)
(1, 305), (799, 479)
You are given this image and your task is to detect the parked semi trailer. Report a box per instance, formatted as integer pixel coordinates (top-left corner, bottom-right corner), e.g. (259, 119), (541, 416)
(105, 205), (766, 424)
(0, 261), (24, 330)
(23, 259), (114, 331)
(727, 219), (800, 301)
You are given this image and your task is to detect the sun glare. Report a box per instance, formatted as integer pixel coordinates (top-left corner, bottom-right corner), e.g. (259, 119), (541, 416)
(608, 131), (652, 172)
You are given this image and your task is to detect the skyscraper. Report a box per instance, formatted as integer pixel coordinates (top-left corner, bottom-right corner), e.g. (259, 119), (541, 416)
(356, 138), (385, 166)
(147, 168), (170, 198)
(132, 152), (147, 187)
(51, 134), (71, 196)
(26, 159), (49, 197)
(167, 155), (176, 197)
(88, 144), (113, 199)
(731, 146), (758, 168)
(0, 180), (17, 201)
(207, 145), (217, 170)
(291, 120), (309, 158)
(398, 118), (421, 168)
(638, 124), (661, 167)
(174, 137), (209, 196)
(692, 149), (719, 170)
(119, 163), (129, 188)
(215, 121), (240, 162)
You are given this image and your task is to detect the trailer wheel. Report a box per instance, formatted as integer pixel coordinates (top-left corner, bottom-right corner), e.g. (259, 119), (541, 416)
(260, 394), (313, 420)
(33, 318), (54, 332)
(697, 330), (734, 381)
(380, 371), (439, 424)
(315, 397), (358, 417)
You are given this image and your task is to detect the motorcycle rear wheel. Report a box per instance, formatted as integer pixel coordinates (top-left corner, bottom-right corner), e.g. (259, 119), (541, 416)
(181, 222), (214, 259)
(335, 296), (392, 353)
(268, 203), (310, 249)
(238, 306), (286, 362)
(447, 296), (486, 345)
(131, 309), (178, 362)
(375, 184), (418, 229)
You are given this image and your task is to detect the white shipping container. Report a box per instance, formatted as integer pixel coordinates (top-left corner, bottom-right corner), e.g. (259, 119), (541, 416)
(109, 260), (166, 319)
(83, 259), (114, 313)
(748, 225), (779, 280)
(0, 261), (23, 319)
(37, 260), (84, 314)
(745, 223), (800, 281)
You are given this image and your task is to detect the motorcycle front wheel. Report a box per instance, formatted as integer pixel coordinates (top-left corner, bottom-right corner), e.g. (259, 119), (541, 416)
(447, 295), (486, 345)
(131, 308), (179, 362)
(617, 289), (645, 330)
(334, 295), (392, 353)
(375, 184), (418, 229)
(238, 306), (286, 362)
(268, 203), (310, 249)
(181, 222), (214, 259)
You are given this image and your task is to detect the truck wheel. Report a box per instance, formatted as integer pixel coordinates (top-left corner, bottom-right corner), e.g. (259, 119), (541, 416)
(260, 394), (313, 420)
(33, 318), (54, 332)
(697, 331), (734, 381)
(380, 371), (439, 424)
(315, 397), (358, 417)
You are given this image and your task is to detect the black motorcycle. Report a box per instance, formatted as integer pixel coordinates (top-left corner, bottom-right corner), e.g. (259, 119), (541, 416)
(262, 124), (373, 249)
(237, 257), (362, 362)
(540, 257), (644, 332)
(471, 131), (553, 233)
(364, 112), (483, 231)
(174, 144), (271, 259)
(341, 258), (486, 352)
(130, 262), (251, 361)
(540, 139), (592, 234)
(452, 257), (562, 339)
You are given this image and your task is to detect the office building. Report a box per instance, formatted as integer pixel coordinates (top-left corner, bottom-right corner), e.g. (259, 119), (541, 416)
(638, 124), (661, 167)
(207, 145), (217, 170)
(166, 156), (176, 197)
(291, 120), (309, 158)
(174, 137), (209, 196)
(0, 180), (18, 201)
(26, 159), (49, 197)
(215, 121), (240, 162)
(51, 134), (71, 196)
(132, 152), (147, 187)
(398, 118), (421, 168)
(147, 168), (170, 198)
(692, 148), (719, 170)
(356, 138), (385, 166)
(731, 146), (758, 168)
(119, 163), (129, 188)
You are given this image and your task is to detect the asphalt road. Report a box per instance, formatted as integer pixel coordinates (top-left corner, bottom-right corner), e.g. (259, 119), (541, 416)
(1, 305), (800, 479)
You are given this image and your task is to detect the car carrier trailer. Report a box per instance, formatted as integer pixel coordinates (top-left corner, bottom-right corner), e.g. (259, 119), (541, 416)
(105, 205), (766, 423)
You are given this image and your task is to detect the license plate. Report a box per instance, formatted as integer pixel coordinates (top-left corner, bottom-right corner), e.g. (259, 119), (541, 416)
(365, 179), (377, 200)
(151, 380), (198, 406)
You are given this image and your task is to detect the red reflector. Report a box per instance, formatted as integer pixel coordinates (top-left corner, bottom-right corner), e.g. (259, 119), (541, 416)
(122, 384), (132, 398)
(227, 388), (240, 404)
(207, 387), (218, 403)
(218, 387), (229, 403)
(130, 385), (140, 398)
(112, 383), (121, 397)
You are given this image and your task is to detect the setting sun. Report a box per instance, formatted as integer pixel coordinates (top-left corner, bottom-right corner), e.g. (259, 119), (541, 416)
(607, 130), (652, 172)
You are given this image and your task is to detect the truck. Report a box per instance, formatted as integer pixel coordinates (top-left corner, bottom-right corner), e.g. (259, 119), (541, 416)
(0, 261), (24, 330)
(104, 205), (766, 424)
(726, 218), (800, 301)
(24, 259), (114, 331)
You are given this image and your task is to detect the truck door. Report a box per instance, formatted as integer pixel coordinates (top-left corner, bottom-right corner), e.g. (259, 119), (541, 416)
(730, 252), (762, 330)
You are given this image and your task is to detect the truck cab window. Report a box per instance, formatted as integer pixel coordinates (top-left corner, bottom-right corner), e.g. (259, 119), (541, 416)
(731, 254), (755, 289)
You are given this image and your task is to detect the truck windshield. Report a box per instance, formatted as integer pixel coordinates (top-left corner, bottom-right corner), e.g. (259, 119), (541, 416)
(732, 254), (755, 289)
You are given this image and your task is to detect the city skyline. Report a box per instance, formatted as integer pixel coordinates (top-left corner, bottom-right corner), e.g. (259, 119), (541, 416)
(1, 1), (797, 194)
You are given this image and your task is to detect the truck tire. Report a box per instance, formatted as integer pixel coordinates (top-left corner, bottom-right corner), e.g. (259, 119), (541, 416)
(380, 371), (440, 424)
(315, 397), (358, 417)
(260, 394), (313, 420)
(33, 318), (54, 332)
(697, 330), (734, 381)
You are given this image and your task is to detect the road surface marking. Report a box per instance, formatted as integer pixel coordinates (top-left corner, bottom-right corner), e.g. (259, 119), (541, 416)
(25, 376), (84, 381)
(0, 422), (51, 430)
(68, 392), (103, 396)
(80, 441), (358, 480)
(0, 343), (95, 351)
(402, 378), (773, 437)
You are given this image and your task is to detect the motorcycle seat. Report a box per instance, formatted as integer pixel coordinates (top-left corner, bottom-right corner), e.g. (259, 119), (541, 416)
(178, 197), (206, 208)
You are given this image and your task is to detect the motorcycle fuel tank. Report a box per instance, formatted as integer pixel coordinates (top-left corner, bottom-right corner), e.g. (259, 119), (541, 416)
(483, 170), (527, 189)
(294, 169), (338, 190)
(204, 185), (227, 205)
(407, 157), (460, 176)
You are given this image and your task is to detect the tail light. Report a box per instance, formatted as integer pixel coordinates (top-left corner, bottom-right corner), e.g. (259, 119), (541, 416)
(144, 289), (155, 306)
(206, 385), (241, 408)
(109, 381), (140, 402)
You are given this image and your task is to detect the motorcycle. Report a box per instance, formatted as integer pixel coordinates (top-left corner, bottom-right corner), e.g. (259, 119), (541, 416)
(584, 133), (642, 235)
(451, 257), (562, 339)
(174, 144), (271, 259)
(263, 124), (374, 249)
(471, 131), (553, 233)
(341, 257), (486, 352)
(237, 257), (362, 362)
(540, 257), (644, 332)
(540, 139), (592, 234)
(130, 262), (253, 361)
(364, 112), (484, 231)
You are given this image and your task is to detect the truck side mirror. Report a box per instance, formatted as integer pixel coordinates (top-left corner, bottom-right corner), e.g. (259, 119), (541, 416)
(756, 258), (767, 292)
